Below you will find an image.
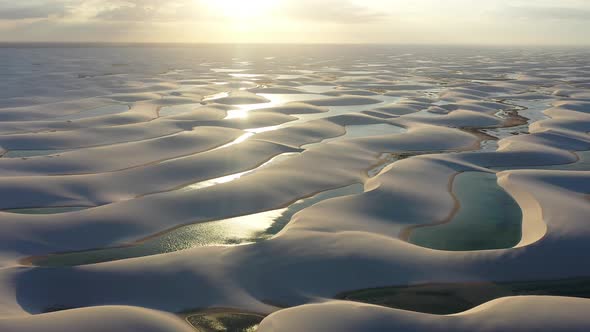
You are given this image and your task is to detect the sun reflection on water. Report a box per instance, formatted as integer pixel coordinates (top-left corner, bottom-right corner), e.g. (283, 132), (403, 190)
(180, 152), (299, 192)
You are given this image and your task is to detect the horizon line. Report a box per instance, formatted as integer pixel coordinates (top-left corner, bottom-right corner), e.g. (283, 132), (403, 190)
(0, 41), (589, 49)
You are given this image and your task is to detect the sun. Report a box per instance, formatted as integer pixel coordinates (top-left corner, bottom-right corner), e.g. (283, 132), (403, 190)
(204, 0), (277, 20)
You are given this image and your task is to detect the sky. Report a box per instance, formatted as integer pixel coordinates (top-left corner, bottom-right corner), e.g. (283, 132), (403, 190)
(0, 0), (589, 45)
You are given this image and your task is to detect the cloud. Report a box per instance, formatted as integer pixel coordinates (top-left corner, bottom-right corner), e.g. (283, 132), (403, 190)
(0, 0), (70, 20)
(500, 4), (590, 21)
(0, 0), (202, 22)
(1, 0), (589, 44)
(94, 0), (215, 22)
(0, 0), (385, 24)
(280, 0), (386, 23)
(94, 2), (162, 22)
(279, 0), (386, 24)
(90, 0), (385, 23)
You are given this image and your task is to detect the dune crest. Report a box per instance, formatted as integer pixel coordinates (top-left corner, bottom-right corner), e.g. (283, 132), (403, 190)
(0, 45), (588, 331)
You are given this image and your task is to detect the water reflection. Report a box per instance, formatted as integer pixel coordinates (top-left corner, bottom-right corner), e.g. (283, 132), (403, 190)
(409, 172), (522, 251)
(337, 277), (590, 315)
(2, 149), (70, 158)
(224, 93), (329, 119)
(158, 132), (255, 165)
(31, 184), (363, 267)
(185, 311), (264, 332)
(479, 99), (552, 151)
(493, 151), (590, 171)
(302, 123), (406, 150)
(298, 85), (336, 93)
(203, 92), (230, 101)
(179, 153), (299, 192)
(3, 207), (88, 215)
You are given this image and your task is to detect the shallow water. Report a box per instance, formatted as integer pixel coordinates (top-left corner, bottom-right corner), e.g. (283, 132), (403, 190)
(410, 108), (446, 118)
(204, 92), (230, 100)
(409, 172), (522, 251)
(297, 95), (401, 122)
(31, 184), (363, 266)
(186, 312), (264, 332)
(338, 277), (590, 315)
(178, 152), (299, 192)
(224, 93), (330, 119)
(2, 149), (71, 158)
(212, 123), (410, 184)
(159, 123), (403, 196)
(367, 154), (399, 178)
(297, 85), (336, 93)
(303, 123), (406, 149)
(493, 151), (590, 171)
(546, 151), (590, 171)
(479, 98), (553, 151)
(515, 99), (553, 122)
(3, 207), (88, 215)
(226, 93), (399, 123)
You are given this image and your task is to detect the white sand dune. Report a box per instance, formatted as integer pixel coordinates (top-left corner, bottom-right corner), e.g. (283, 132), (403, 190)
(0, 127), (243, 176)
(0, 306), (194, 332)
(0, 140), (297, 209)
(258, 297), (590, 331)
(304, 96), (384, 106)
(0, 45), (588, 331)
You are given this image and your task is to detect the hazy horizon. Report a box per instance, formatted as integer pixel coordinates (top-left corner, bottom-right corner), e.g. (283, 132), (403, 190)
(0, 0), (589, 46)
(1, 41), (589, 48)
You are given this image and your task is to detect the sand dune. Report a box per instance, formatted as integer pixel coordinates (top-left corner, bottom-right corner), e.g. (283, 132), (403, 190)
(258, 297), (590, 331)
(0, 306), (194, 332)
(0, 45), (588, 331)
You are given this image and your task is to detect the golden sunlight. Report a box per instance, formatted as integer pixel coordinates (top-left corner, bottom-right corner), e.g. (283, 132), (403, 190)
(204, 0), (278, 20)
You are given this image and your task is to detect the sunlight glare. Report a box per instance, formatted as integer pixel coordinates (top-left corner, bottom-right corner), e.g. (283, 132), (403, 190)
(204, 0), (277, 20)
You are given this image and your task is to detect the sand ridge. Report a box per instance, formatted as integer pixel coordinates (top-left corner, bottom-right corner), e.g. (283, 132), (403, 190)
(0, 45), (588, 331)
